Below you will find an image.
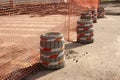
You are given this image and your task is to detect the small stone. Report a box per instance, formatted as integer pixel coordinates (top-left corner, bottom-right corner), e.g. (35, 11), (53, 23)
(86, 52), (88, 54)
(73, 58), (75, 61)
(83, 54), (86, 56)
(101, 61), (103, 64)
(76, 59), (78, 63)
(65, 72), (67, 74)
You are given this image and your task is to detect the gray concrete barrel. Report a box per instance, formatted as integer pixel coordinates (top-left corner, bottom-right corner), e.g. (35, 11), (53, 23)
(77, 11), (94, 44)
(90, 9), (97, 23)
(80, 11), (92, 20)
(97, 7), (105, 18)
(40, 32), (65, 69)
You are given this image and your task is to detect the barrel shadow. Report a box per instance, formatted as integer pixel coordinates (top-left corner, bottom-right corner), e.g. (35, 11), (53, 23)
(65, 42), (88, 50)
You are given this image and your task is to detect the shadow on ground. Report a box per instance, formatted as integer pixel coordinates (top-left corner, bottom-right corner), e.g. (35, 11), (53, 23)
(65, 42), (89, 50)
(4, 42), (91, 80)
(4, 63), (54, 80)
(23, 63), (56, 80)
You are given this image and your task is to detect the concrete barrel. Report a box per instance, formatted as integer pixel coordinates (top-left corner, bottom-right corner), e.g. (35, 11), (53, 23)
(40, 32), (65, 69)
(80, 11), (92, 20)
(77, 12), (94, 44)
(97, 7), (105, 18)
(90, 9), (97, 23)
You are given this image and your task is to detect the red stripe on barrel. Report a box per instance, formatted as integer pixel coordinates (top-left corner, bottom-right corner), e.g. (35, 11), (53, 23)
(41, 38), (47, 42)
(78, 33), (84, 39)
(49, 54), (59, 59)
(42, 48), (52, 52)
(84, 28), (90, 31)
(86, 37), (92, 40)
(41, 61), (49, 65)
(55, 38), (62, 42)
(77, 33), (93, 39)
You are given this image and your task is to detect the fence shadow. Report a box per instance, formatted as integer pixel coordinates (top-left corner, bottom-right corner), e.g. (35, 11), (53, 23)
(4, 63), (55, 80)
(4, 42), (92, 80)
(23, 63), (56, 80)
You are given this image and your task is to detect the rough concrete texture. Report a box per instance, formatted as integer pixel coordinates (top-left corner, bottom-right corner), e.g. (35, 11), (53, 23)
(25, 15), (120, 80)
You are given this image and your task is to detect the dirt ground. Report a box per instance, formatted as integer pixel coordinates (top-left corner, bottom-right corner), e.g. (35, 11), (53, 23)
(25, 15), (120, 80)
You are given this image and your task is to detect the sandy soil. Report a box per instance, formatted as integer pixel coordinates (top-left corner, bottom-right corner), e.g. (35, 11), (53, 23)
(25, 15), (120, 80)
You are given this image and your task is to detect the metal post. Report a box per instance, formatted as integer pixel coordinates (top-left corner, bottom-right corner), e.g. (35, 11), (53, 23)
(68, 0), (72, 41)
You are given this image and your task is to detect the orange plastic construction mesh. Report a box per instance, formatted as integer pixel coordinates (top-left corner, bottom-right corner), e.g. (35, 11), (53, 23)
(73, 0), (99, 9)
(0, 0), (100, 79)
(0, 1), (69, 80)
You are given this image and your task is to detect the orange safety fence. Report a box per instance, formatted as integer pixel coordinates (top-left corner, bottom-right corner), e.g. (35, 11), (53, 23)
(73, 0), (99, 9)
(0, 0), (100, 79)
(0, 1), (69, 80)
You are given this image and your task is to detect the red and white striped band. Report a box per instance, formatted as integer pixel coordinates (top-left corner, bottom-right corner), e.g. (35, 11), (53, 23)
(78, 37), (94, 41)
(41, 51), (64, 59)
(77, 23), (93, 27)
(41, 37), (64, 42)
(77, 33), (93, 39)
(40, 45), (64, 52)
(40, 57), (65, 66)
(77, 27), (93, 31)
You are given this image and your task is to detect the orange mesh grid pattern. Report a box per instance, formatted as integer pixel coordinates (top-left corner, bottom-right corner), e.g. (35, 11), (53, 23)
(0, 0), (100, 79)
(73, 0), (99, 9)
